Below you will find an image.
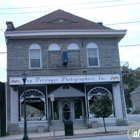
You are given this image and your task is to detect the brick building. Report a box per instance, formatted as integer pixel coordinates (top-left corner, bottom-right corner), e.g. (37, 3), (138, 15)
(5, 9), (128, 134)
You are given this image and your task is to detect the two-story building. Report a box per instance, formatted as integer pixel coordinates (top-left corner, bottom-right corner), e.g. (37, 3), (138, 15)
(5, 9), (128, 134)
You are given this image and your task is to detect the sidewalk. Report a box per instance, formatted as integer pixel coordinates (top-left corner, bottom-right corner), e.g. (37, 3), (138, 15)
(0, 121), (140, 140)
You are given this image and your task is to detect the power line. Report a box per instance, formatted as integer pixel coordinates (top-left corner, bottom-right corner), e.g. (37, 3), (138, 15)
(0, 0), (121, 10)
(0, 20), (140, 31)
(0, 2), (140, 15)
(105, 21), (140, 25)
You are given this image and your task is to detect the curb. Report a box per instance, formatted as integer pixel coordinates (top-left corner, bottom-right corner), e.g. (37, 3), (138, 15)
(29, 130), (127, 140)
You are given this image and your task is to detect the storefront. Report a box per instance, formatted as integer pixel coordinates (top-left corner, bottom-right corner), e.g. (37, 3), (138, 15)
(9, 74), (125, 132)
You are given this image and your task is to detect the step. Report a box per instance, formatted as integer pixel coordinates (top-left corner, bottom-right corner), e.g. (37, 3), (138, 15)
(49, 125), (87, 132)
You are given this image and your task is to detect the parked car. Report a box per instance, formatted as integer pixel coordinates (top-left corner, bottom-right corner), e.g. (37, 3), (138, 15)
(127, 108), (132, 114)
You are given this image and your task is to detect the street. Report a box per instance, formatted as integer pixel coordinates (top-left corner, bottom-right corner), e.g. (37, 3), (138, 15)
(61, 134), (140, 140)
(60, 114), (140, 140)
(128, 114), (140, 122)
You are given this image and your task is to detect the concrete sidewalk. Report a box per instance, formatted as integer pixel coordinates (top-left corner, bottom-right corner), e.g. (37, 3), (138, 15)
(0, 121), (140, 140)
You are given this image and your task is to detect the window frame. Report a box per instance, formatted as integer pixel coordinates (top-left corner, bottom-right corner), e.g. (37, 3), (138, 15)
(20, 89), (46, 122)
(29, 44), (42, 69)
(86, 43), (100, 67)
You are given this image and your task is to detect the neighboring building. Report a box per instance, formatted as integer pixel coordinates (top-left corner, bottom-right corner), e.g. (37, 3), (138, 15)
(130, 85), (140, 112)
(5, 9), (128, 134)
(0, 82), (6, 136)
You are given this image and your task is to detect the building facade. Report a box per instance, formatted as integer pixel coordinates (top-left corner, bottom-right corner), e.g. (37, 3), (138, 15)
(130, 85), (140, 112)
(5, 9), (128, 134)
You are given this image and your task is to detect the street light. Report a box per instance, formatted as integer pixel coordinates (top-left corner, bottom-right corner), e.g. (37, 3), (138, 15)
(50, 94), (55, 136)
(22, 72), (29, 140)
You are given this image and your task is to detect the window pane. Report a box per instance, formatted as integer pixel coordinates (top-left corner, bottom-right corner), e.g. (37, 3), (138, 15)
(21, 98), (45, 121)
(89, 58), (98, 66)
(88, 49), (97, 57)
(74, 99), (82, 119)
(30, 49), (41, 68)
(53, 100), (59, 120)
(31, 59), (40, 67)
(87, 48), (98, 66)
(30, 50), (40, 59)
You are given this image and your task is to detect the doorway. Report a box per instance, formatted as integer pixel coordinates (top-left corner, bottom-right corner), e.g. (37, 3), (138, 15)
(50, 98), (85, 127)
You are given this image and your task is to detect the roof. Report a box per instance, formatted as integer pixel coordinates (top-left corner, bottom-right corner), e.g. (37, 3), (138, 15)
(130, 85), (140, 94)
(15, 9), (111, 31)
(5, 9), (127, 39)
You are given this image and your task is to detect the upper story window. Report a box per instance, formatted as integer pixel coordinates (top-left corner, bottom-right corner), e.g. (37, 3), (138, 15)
(48, 43), (61, 68)
(67, 43), (80, 67)
(86, 43), (99, 67)
(67, 43), (79, 50)
(48, 43), (60, 51)
(29, 44), (42, 69)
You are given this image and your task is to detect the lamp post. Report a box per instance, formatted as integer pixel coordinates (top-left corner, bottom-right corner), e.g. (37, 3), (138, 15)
(50, 94), (55, 136)
(22, 72), (29, 140)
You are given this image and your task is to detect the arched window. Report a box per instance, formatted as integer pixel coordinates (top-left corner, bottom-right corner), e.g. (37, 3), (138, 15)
(29, 44), (42, 68)
(48, 43), (61, 68)
(67, 43), (80, 67)
(86, 43), (99, 67)
(67, 43), (79, 50)
(48, 43), (60, 51)
(20, 89), (46, 121)
(87, 87), (114, 118)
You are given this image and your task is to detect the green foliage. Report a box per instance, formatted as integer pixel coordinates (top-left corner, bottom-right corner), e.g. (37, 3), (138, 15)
(122, 66), (140, 107)
(90, 94), (113, 118)
(90, 93), (113, 132)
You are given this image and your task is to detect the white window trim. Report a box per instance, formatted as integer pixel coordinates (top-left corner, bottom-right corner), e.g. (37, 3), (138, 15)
(29, 44), (42, 69)
(86, 43), (100, 67)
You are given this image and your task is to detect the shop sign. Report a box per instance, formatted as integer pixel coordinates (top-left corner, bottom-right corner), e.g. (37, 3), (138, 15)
(26, 99), (42, 103)
(9, 74), (120, 85)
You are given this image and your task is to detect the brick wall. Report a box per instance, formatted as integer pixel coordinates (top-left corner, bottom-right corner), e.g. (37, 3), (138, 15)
(7, 37), (121, 77)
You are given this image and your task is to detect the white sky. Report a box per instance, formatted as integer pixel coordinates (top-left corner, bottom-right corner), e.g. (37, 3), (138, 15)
(0, 0), (140, 82)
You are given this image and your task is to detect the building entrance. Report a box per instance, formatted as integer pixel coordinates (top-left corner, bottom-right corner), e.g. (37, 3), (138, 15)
(49, 98), (85, 128)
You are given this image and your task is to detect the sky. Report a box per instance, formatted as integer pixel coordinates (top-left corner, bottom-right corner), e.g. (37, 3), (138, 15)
(0, 0), (140, 82)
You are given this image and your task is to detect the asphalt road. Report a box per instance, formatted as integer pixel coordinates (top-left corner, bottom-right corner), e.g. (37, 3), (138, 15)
(62, 114), (140, 140)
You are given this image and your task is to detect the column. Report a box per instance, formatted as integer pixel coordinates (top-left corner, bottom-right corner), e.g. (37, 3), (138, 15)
(10, 86), (19, 133)
(112, 83), (123, 119)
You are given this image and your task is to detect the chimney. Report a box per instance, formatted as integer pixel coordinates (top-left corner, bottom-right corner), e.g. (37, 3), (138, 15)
(97, 22), (103, 25)
(6, 22), (14, 31)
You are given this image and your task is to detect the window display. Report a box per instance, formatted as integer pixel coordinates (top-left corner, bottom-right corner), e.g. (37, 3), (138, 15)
(20, 89), (46, 121)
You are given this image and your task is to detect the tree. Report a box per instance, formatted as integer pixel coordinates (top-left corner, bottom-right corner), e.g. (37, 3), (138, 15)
(122, 66), (140, 107)
(90, 93), (113, 132)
